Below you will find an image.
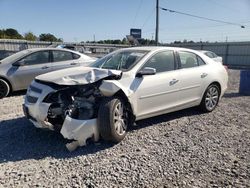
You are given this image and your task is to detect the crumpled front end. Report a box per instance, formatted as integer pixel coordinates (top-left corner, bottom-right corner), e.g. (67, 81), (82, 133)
(23, 79), (102, 150)
(23, 68), (125, 151)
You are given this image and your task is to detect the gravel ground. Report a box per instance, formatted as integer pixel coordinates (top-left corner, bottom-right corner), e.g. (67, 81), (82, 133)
(0, 70), (249, 188)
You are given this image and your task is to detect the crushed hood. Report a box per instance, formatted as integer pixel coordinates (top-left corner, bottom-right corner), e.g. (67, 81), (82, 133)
(36, 66), (122, 85)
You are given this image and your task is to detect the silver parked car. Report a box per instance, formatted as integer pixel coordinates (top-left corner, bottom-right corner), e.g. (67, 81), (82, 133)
(0, 48), (96, 98)
(23, 47), (228, 147)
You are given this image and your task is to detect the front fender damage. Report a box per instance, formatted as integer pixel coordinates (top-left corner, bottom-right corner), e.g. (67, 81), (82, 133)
(99, 80), (133, 97)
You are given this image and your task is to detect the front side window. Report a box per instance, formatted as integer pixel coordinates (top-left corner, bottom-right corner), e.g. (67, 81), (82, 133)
(141, 51), (175, 73)
(18, 51), (50, 65)
(91, 50), (148, 71)
(52, 51), (73, 62)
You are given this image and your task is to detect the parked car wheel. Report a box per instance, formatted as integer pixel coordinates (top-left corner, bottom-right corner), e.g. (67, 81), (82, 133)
(98, 97), (128, 142)
(0, 79), (10, 99)
(200, 84), (220, 112)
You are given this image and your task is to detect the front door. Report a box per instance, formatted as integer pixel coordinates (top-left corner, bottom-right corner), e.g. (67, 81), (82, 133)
(134, 50), (181, 119)
(10, 50), (51, 90)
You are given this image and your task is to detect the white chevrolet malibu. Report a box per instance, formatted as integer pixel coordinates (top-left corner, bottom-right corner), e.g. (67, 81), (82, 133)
(23, 47), (228, 146)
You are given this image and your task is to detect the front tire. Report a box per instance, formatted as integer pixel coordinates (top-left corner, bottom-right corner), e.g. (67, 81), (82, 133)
(0, 79), (10, 99)
(97, 97), (129, 143)
(200, 84), (220, 112)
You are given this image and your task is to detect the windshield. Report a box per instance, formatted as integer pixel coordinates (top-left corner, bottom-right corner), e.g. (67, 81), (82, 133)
(1, 49), (30, 64)
(91, 50), (148, 71)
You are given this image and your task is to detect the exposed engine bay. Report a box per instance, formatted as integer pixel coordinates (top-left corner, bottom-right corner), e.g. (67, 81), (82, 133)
(44, 81), (104, 131)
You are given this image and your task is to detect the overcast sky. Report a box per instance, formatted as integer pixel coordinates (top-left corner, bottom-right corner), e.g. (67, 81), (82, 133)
(0, 0), (250, 43)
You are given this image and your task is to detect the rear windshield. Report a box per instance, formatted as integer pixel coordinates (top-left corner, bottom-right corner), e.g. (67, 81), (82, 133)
(91, 50), (148, 71)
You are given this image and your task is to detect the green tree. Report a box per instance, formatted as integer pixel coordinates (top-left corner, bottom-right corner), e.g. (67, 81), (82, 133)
(1, 28), (23, 39)
(122, 38), (128, 45)
(0, 30), (4, 38)
(39, 33), (61, 42)
(57, 38), (63, 42)
(113, 39), (122, 44)
(24, 32), (37, 41)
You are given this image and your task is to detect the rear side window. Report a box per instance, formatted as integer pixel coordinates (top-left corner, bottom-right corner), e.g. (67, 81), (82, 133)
(141, 51), (175, 73)
(178, 51), (198, 68)
(197, 56), (206, 65)
(205, 52), (214, 58)
(18, 51), (50, 65)
(72, 53), (80, 59)
(178, 51), (206, 68)
(52, 51), (73, 62)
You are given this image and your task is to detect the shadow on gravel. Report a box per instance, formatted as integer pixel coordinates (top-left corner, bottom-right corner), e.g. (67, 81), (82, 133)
(223, 92), (243, 98)
(0, 117), (114, 163)
(7, 90), (26, 97)
(133, 107), (203, 130)
(0, 107), (205, 163)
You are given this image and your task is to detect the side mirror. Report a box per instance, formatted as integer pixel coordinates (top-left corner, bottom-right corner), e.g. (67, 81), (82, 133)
(136, 67), (156, 77)
(12, 61), (25, 67)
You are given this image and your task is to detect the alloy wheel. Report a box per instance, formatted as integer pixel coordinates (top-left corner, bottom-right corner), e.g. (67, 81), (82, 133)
(205, 86), (219, 111)
(113, 102), (127, 136)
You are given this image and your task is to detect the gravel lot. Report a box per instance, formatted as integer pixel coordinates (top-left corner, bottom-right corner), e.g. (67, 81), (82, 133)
(0, 70), (249, 188)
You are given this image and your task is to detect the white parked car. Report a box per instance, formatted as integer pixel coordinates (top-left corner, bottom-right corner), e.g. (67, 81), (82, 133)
(200, 50), (223, 63)
(23, 47), (228, 147)
(0, 48), (96, 98)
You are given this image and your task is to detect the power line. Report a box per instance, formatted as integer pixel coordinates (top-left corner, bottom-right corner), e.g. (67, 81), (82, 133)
(205, 0), (242, 12)
(132, 0), (144, 27)
(143, 20), (250, 35)
(160, 7), (246, 28)
(141, 8), (155, 29)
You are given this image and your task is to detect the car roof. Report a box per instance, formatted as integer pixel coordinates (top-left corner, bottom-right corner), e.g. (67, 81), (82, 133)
(118, 46), (202, 53)
(0, 48), (85, 64)
(199, 50), (213, 53)
(26, 47), (81, 54)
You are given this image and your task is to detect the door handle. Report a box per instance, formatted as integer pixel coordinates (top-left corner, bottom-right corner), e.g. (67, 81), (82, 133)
(201, 73), (208, 78)
(70, 62), (78, 65)
(169, 79), (179, 86)
(41, 66), (49, 69)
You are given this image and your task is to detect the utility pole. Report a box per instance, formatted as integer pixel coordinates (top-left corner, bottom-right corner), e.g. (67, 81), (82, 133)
(155, 0), (159, 46)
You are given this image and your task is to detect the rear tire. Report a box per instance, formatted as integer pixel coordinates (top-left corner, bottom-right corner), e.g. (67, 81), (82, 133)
(0, 79), (10, 99)
(97, 97), (129, 143)
(200, 84), (220, 112)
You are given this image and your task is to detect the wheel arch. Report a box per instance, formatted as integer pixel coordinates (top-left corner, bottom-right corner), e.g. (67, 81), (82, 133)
(209, 81), (221, 96)
(113, 90), (136, 122)
(0, 76), (12, 92)
(99, 80), (136, 115)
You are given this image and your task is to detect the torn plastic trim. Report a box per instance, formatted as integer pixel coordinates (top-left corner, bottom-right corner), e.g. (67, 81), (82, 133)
(99, 80), (133, 97)
(60, 116), (99, 151)
(99, 80), (136, 115)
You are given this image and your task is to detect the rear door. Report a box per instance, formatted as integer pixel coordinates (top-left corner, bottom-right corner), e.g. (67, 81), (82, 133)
(176, 51), (208, 106)
(10, 50), (51, 90)
(51, 50), (80, 71)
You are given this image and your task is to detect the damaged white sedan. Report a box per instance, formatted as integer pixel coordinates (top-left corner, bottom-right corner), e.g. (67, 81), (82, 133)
(23, 47), (228, 149)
